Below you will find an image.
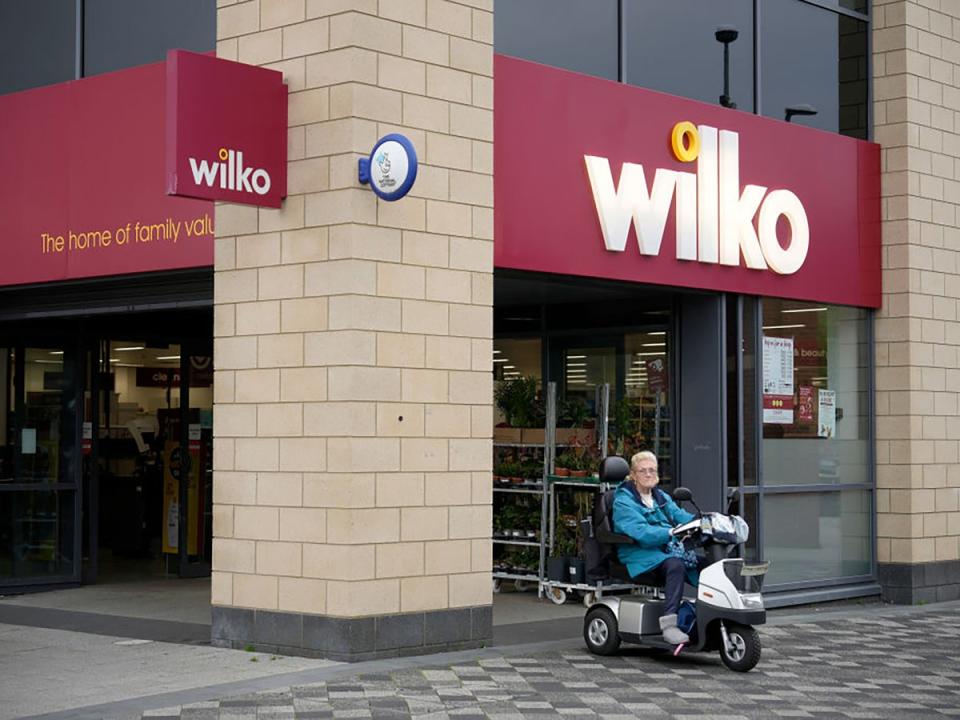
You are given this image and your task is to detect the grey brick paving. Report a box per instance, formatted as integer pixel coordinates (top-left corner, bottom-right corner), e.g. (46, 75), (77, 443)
(141, 609), (960, 720)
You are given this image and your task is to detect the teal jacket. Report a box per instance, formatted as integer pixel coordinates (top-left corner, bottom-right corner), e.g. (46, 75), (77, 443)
(612, 482), (698, 581)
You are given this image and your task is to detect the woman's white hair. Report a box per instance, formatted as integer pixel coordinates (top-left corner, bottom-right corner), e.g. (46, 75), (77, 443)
(630, 450), (657, 470)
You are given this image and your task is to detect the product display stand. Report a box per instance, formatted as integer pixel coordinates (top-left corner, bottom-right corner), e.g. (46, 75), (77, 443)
(538, 383), (641, 606)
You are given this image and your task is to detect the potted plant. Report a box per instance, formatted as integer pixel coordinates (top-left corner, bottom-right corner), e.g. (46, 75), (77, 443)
(556, 397), (597, 446)
(494, 376), (543, 442)
(554, 449), (577, 476)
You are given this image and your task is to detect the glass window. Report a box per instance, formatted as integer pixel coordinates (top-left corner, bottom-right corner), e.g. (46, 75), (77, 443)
(621, 331), (673, 484)
(0, 490), (76, 580)
(0, 1), (76, 95)
(20, 348), (68, 483)
(761, 300), (869, 487)
(763, 489), (871, 584)
(83, 0), (215, 77)
(760, 0), (868, 139)
(623, 0), (754, 109)
(493, 338), (543, 429)
(494, 0), (619, 81)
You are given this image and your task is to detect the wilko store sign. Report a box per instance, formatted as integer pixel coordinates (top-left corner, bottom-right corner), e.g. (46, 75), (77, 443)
(585, 122), (809, 275)
(166, 50), (287, 208)
(0, 59), (213, 287)
(495, 55), (882, 308)
(189, 148), (273, 197)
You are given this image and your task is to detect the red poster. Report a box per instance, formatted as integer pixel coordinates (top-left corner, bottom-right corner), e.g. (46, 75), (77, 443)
(798, 386), (814, 423)
(646, 357), (668, 391)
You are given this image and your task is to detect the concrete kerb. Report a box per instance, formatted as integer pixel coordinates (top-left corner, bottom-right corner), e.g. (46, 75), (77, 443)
(17, 597), (960, 720)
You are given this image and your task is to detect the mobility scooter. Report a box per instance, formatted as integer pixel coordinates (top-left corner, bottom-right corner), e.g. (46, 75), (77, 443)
(582, 456), (768, 672)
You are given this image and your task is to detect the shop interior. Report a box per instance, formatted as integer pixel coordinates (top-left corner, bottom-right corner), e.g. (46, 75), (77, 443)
(491, 271), (682, 601)
(0, 308), (213, 588)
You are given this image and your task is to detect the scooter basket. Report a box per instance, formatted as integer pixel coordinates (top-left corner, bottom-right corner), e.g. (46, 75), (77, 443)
(723, 560), (769, 593)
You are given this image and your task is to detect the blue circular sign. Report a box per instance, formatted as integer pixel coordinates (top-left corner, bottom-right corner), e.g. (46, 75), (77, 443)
(363, 134), (418, 201)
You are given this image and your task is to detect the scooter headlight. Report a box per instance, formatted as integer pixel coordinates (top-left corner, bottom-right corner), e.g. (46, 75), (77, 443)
(741, 592), (764, 610)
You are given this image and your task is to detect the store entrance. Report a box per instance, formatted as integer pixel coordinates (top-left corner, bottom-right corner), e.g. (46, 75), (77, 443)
(83, 329), (213, 584)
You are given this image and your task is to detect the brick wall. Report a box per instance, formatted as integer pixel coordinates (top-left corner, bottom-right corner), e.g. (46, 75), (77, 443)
(874, 0), (960, 603)
(210, 0), (494, 658)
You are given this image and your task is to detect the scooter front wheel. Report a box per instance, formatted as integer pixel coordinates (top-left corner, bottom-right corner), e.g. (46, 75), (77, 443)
(583, 606), (621, 656)
(719, 622), (761, 672)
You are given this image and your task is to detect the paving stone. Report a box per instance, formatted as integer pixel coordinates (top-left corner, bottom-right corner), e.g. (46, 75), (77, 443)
(135, 608), (960, 720)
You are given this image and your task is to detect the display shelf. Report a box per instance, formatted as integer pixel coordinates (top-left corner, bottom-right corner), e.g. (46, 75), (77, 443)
(492, 485), (544, 494)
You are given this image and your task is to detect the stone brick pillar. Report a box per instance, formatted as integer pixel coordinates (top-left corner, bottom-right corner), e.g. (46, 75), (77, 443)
(874, 0), (960, 603)
(210, 0), (493, 659)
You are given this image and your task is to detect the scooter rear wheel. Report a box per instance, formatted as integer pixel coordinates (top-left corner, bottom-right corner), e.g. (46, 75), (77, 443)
(719, 622), (761, 672)
(583, 606), (621, 656)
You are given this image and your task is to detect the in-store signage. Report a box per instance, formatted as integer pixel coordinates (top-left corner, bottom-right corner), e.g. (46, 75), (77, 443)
(359, 134), (419, 201)
(166, 50), (287, 208)
(495, 55), (882, 308)
(586, 122), (808, 275)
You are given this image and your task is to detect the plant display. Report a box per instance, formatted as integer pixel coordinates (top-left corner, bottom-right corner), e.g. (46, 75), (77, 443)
(494, 375), (543, 428)
(559, 397), (591, 428)
(555, 436), (600, 474)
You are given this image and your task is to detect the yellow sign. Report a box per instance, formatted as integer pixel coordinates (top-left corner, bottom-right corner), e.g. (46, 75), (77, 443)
(162, 441), (199, 555)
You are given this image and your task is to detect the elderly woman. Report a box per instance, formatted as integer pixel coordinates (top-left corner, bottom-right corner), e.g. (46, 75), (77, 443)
(612, 450), (704, 645)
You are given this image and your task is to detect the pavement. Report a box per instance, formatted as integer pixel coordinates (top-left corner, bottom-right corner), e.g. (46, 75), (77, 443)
(3, 594), (960, 719)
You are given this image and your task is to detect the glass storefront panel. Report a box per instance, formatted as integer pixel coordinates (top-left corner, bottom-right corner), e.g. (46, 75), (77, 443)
(761, 300), (869, 487)
(91, 341), (214, 570)
(623, 0), (754, 109)
(620, 331), (673, 484)
(1, 342), (81, 585)
(763, 489), (871, 585)
(760, 0), (868, 139)
(494, 0), (619, 82)
(21, 347), (67, 483)
(0, 489), (76, 580)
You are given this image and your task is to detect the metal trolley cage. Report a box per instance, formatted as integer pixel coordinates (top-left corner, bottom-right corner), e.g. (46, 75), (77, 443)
(493, 382), (644, 605)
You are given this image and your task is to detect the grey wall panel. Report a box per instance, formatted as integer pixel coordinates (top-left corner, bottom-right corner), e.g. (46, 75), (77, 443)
(623, 0), (754, 109)
(678, 294), (725, 513)
(494, 0), (619, 81)
(0, 0), (76, 95)
(83, 0), (215, 77)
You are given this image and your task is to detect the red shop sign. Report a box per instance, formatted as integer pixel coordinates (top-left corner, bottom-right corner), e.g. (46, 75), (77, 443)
(165, 50), (287, 208)
(494, 55), (881, 308)
(0, 61), (213, 287)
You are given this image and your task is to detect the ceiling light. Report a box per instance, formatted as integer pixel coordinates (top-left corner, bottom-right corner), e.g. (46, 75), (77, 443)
(493, 349), (501, 354)
(782, 307), (827, 314)
(49, 351), (64, 356)
(503, 365), (515, 369)
(642, 343), (666, 347)
(156, 355), (181, 361)
(34, 359), (62, 364)
(493, 358), (509, 363)
(114, 345), (145, 352)
(762, 324), (805, 330)
(647, 331), (666, 336)
(637, 352), (666, 357)
(567, 355), (587, 359)
(566, 362), (586, 367)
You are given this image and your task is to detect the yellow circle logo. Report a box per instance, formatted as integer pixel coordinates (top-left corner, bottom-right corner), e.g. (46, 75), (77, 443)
(218, 147), (229, 161)
(671, 122), (700, 163)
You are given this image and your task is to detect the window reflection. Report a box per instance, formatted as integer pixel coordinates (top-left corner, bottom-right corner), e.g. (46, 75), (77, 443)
(761, 0), (868, 139)
(761, 300), (869, 486)
(623, 0), (754, 109)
